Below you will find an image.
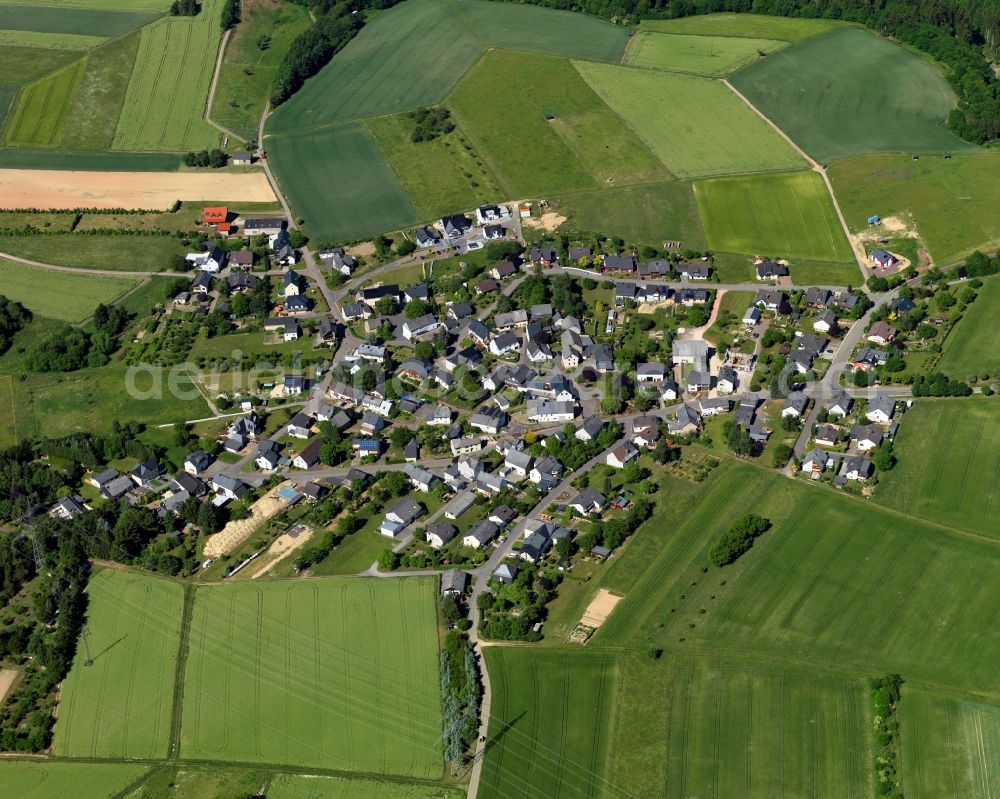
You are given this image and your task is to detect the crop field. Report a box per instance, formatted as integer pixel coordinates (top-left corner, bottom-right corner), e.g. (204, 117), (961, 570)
(267, 0), (482, 135)
(112, 0), (221, 151)
(454, 0), (628, 62)
(938, 278), (1000, 378)
(210, 0), (311, 140)
(0, 5), (159, 37)
(53, 568), (184, 759)
(552, 180), (706, 249)
(0, 234), (186, 270)
(268, 123), (418, 243)
(641, 12), (846, 42)
(180, 578), (442, 775)
(367, 112), (503, 221)
(576, 61), (804, 178)
(731, 28), (974, 163)
(450, 52), (667, 197)
(0, 761), (149, 799)
(0, 30), (105, 50)
(875, 399), (1000, 539)
(624, 31), (787, 76)
(267, 774), (466, 799)
(478, 648), (617, 799)
(829, 152), (1000, 265)
(0, 45), (78, 85)
(5, 59), (85, 146)
(0, 147), (179, 170)
(0, 0), (171, 8)
(900, 688), (1000, 797)
(0, 259), (139, 322)
(606, 655), (869, 798)
(695, 170), (854, 262)
(587, 460), (1000, 696)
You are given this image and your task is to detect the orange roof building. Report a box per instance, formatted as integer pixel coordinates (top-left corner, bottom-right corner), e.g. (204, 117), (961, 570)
(203, 206), (228, 225)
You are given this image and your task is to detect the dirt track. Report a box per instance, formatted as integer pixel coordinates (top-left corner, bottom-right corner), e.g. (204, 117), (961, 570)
(0, 169), (277, 210)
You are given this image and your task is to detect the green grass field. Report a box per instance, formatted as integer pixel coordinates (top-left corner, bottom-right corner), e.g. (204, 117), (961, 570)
(53, 568), (184, 759)
(112, 0), (221, 151)
(5, 59), (86, 146)
(478, 648), (617, 799)
(731, 28), (974, 163)
(0, 0), (170, 8)
(0, 45), (79, 85)
(0, 234), (186, 271)
(267, 774), (465, 799)
(875, 399), (1000, 539)
(0, 5), (158, 37)
(575, 61), (805, 178)
(180, 578), (443, 776)
(454, 0), (628, 62)
(366, 112), (503, 221)
(210, 0), (311, 141)
(624, 31), (787, 76)
(0, 761), (148, 799)
(0, 147), (179, 169)
(695, 170), (855, 262)
(900, 688), (1000, 798)
(0, 258), (139, 322)
(606, 655), (870, 798)
(828, 152), (1000, 265)
(267, 0), (483, 135)
(552, 179), (706, 249)
(58, 31), (141, 150)
(450, 51), (668, 197)
(269, 122), (418, 243)
(641, 13), (846, 41)
(938, 278), (1000, 378)
(0, 30), (105, 50)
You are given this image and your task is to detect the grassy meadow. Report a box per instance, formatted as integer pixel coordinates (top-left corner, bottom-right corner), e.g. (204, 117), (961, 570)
(454, 0), (628, 62)
(53, 568), (184, 759)
(0, 4), (159, 37)
(112, 0), (221, 151)
(267, 0), (483, 134)
(624, 31), (787, 76)
(575, 61), (805, 178)
(268, 122), (418, 243)
(0, 45), (79, 86)
(0, 761), (148, 799)
(695, 170), (854, 262)
(0, 258), (140, 322)
(875, 399), (1000, 539)
(731, 28), (974, 163)
(0, 30), (105, 50)
(938, 277), (1000, 378)
(641, 12), (846, 41)
(0, 234), (186, 271)
(180, 578), (443, 775)
(0, 147), (180, 170)
(829, 151), (1000, 265)
(266, 774), (466, 799)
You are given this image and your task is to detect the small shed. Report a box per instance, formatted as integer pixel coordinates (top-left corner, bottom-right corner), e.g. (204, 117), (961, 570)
(867, 215), (880, 226)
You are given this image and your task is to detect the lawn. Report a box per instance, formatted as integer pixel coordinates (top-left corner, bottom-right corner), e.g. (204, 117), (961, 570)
(589, 459), (1000, 696)
(694, 170), (855, 262)
(478, 648), (617, 799)
(454, 0), (628, 62)
(0, 5), (159, 37)
(266, 0), (483, 134)
(267, 774), (465, 798)
(0, 761), (149, 799)
(828, 151), (1000, 265)
(189, 329), (318, 361)
(180, 577), (443, 776)
(938, 277), (1000, 378)
(52, 568), (184, 758)
(5, 59), (86, 147)
(366, 112), (504, 221)
(0, 258), (139, 322)
(210, 0), (311, 141)
(641, 12), (847, 42)
(875, 399), (1000, 539)
(731, 28), (974, 164)
(606, 655), (870, 798)
(575, 61), (805, 178)
(268, 122), (419, 244)
(900, 688), (1000, 797)
(112, 0), (221, 151)
(705, 289), (754, 345)
(449, 51), (667, 197)
(310, 521), (394, 576)
(624, 31), (788, 76)
(0, 234), (186, 270)
(551, 180), (706, 249)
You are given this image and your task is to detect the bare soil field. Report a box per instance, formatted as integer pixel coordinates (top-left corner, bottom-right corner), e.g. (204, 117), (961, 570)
(0, 169), (276, 210)
(580, 588), (623, 628)
(0, 669), (18, 703)
(203, 482), (293, 559)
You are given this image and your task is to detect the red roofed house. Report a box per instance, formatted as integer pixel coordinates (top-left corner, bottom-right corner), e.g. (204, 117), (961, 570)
(203, 206), (228, 226)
